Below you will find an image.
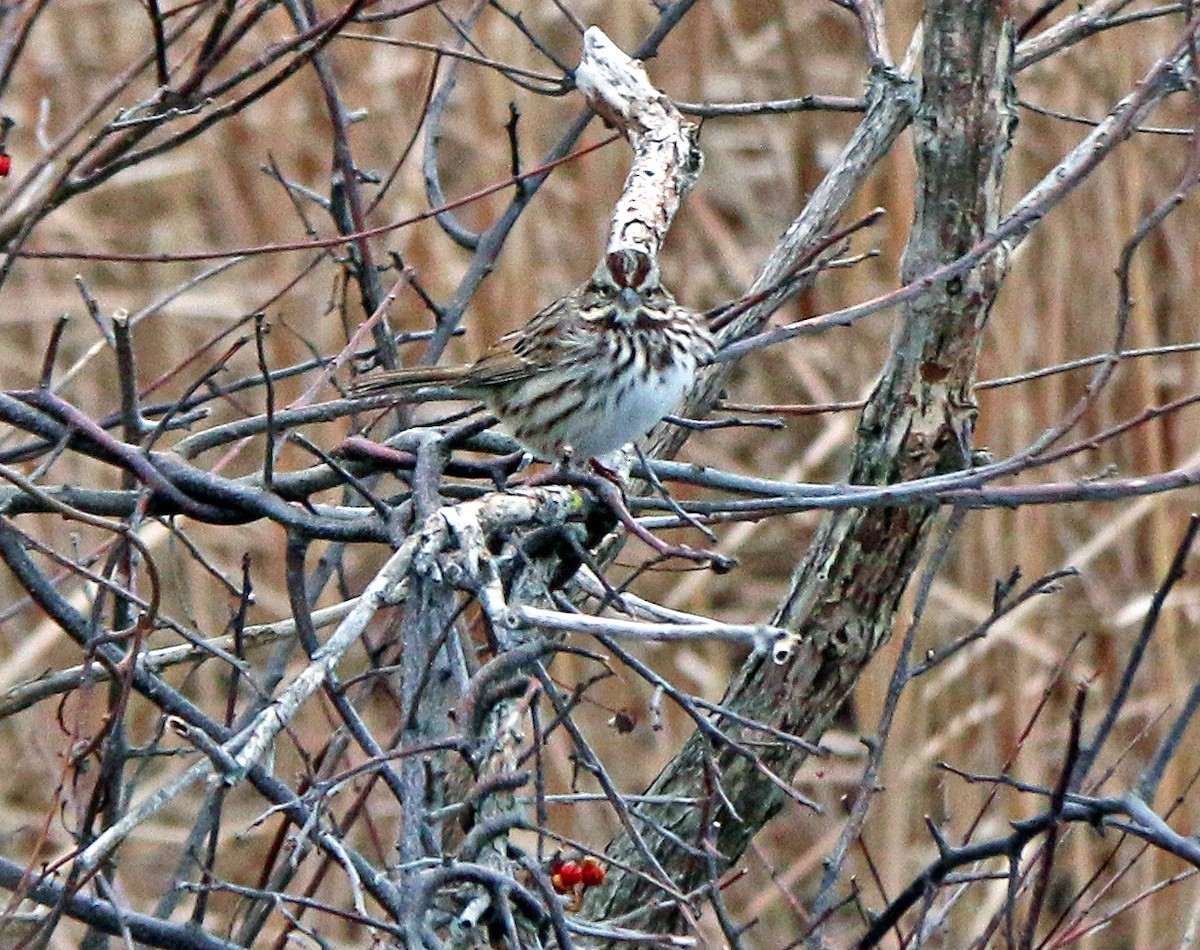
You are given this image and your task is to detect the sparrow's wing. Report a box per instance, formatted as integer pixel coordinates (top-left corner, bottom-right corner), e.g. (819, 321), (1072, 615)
(350, 327), (551, 396)
(352, 290), (590, 394)
(458, 294), (592, 387)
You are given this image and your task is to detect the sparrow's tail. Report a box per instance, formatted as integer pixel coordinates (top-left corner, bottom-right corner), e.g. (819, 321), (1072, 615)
(351, 364), (471, 395)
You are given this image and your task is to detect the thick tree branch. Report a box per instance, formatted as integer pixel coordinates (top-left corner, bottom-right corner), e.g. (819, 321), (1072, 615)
(591, 3), (1016, 931)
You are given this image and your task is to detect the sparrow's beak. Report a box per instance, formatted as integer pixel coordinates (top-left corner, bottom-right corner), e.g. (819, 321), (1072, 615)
(617, 286), (640, 312)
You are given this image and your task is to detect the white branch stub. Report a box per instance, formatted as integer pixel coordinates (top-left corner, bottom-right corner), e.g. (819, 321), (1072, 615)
(575, 26), (702, 276)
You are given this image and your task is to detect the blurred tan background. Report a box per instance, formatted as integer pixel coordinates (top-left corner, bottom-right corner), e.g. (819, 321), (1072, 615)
(0, 1), (1198, 946)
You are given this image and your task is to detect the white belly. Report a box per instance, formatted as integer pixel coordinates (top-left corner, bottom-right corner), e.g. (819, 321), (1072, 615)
(561, 355), (694, 460)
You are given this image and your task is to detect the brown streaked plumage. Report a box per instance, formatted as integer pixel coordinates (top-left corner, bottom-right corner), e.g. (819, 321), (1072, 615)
(353, 253), (713, 461)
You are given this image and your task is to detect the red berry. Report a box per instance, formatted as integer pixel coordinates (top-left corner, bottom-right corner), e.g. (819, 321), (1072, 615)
(579, 857), (606, 887)
(0, 154), (11, 177)
(556, 861), (583, 888)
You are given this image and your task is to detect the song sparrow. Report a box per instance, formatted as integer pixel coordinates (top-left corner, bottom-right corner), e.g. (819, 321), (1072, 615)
(354, 250), (714, 463)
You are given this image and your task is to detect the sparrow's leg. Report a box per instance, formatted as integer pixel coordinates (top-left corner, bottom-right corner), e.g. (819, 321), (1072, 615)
(517, 460), (735, 572)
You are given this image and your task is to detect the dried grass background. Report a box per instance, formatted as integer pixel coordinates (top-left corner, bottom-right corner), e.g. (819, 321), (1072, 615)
(0, 1), (1199, 947)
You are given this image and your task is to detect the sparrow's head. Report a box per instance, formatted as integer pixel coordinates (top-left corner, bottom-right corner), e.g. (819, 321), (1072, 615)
(591, 249), (673, 325)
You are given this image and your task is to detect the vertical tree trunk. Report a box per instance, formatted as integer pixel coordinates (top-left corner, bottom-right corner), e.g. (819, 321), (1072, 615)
(589, 2), (1017, 932)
